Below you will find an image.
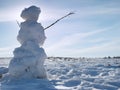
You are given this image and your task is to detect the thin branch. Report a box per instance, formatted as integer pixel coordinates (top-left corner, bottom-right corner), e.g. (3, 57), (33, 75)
(16, 20), (20, 28)
(44, 12), (75, 30)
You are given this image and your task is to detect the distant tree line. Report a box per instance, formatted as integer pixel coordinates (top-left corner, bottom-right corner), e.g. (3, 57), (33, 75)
(0, 56), (120, 60)
(104, 56), (120, 59)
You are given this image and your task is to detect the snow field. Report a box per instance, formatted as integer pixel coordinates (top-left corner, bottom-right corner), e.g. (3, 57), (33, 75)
(45, 58), (120, 90)
(0, 58), (120, 90)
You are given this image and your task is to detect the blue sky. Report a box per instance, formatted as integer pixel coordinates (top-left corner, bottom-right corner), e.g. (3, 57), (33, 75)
(0, 0), (120, 57)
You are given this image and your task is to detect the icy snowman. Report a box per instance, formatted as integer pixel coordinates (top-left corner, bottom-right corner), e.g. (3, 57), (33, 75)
(8, 6), (47, 79)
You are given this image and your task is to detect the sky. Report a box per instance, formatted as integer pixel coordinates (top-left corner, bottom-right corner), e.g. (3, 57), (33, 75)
(0, 0), (120, 57)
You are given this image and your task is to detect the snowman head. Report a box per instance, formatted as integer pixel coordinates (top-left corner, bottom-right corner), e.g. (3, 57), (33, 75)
(21, 6), (41, 21)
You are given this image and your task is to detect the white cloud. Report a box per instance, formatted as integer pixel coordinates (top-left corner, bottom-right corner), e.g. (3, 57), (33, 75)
(45, 23), (120, 57)
(69, 6), (120, 20)
(1, 2), (120, 23)
(0, 5), (69, 22)
(72, 40), (120, 57)
(46, 39), (120, 57)
(45, 27), (109, 52)
(87, 38), (107, 43)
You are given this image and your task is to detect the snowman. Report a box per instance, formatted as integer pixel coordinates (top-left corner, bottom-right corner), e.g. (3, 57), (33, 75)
(8, 6), (47, 79)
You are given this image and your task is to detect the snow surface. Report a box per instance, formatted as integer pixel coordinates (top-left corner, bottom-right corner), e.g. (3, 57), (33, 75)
(0, 58), (120, 90)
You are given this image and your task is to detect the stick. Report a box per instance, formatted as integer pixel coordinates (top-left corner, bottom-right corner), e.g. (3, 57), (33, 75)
(16, 20), (20, 28)
(44, 12), (75, 30)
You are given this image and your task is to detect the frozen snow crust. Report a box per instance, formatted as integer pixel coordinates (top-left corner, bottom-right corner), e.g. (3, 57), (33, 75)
(8, 6), (47, 79)
(0, 58), (120, 90)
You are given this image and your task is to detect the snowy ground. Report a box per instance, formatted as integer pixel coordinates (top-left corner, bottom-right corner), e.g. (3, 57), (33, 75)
(0, 57), (120, 90)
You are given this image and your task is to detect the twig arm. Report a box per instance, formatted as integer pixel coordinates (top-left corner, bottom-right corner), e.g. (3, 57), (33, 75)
(44, 12), (75, 30)
(16, 20), (20, 28)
